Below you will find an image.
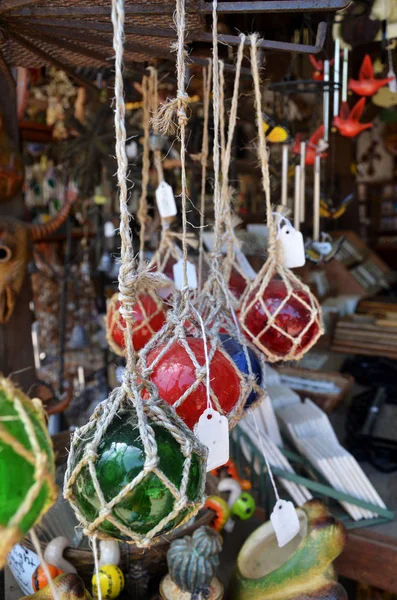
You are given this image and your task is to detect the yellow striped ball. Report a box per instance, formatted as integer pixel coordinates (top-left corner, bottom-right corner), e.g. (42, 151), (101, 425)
(92, 565), (125, 599)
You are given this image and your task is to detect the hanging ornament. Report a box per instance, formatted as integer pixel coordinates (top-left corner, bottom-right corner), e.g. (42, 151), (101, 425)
(240, 36), (323, 363)
(219, 334), (262, 409)
(291, 126), (328, 166)
(348, 54), (394, 97)
(143, 335), (242, 430)
(0, 376), (57, 567)
(65, 0), (207, 549)
(333, 98), (373, 138)
(106, 291), (167, 355)
(309, 55), (334, 82)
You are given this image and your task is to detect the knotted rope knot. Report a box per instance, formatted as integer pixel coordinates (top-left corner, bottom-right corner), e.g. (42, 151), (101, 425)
(177, 90), (189, 127)
(84, 445), (99, 462)
(98, 507), (111, 520)
(144, 456), (158, 471)
(174, 496), (187, 512)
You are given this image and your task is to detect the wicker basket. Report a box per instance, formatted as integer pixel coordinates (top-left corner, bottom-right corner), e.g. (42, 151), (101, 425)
(276, 366), (354, 414)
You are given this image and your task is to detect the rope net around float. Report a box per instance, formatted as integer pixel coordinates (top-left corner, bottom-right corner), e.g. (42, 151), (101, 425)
(64, 0), (207, 549)
(139, 7), (256, 431)
(195, 31), (266, 413)
(239, 34), (323, 363)
(0, 376), (57, 567)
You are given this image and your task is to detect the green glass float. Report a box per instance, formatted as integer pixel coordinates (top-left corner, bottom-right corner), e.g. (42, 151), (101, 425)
(0, 376), (57, 567)
(64, 386), (207, 547)
(232, 500), (347, 600)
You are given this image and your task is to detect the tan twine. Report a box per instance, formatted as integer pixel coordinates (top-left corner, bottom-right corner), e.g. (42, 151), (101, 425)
(197, 61), (212, 291)
(0, 376), (57, 569)
(196, 30), (266, 413)
(64, 0), (207, 549)
(139, 0), (248, 430)
(239, 34), (323, 362)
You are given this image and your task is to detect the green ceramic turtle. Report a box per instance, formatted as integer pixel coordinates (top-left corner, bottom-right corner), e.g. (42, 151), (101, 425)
(233, 499), (347, 600)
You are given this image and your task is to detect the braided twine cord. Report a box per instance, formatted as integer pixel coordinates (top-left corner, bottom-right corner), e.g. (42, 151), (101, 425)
(196, 31), (266, 413)
(239, 35), (323, 362)
(139, 2), (253, 430)
(64, 0), (207, 548)
(0, 376), (57, 567)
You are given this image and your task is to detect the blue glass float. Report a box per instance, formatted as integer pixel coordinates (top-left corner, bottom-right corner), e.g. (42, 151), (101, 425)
(219, 334), (262, 408)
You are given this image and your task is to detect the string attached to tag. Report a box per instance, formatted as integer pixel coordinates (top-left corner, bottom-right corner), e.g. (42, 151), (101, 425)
(252, 413), (300, 547)
(274, 212), (305, 269)
(193, 307), (230, 471)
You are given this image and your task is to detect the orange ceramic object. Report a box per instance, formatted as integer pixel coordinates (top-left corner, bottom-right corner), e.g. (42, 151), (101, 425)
(32, 565), (64, 592)
(348, 55), (393, 97)
(205, 496), (230, 531)
(292, 126), (327, 166)
(333, 98), (373, 138)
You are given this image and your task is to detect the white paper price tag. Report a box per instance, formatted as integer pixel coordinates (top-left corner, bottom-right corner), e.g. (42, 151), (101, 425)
(8, 544), (40, 594)
(194, 408), (229, 471)
(270, 499), (300, 547)
(155, 181), (177, 218)
(277, 225), (305, 269)
(173, 259), (198, 291)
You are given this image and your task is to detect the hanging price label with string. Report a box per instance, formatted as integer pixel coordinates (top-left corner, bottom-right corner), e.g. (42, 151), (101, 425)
(270, 499), (301, 547)
(173, 259), (198, 290)
(155, 181), (177, 218)
(275, 215), (305, 269)
(194, 408), (229, 471)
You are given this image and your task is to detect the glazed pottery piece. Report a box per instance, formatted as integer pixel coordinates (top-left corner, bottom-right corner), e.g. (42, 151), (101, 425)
(233, 500), (347, 600)
(160, 575), (224, 600)
(21, 573), (92, 599)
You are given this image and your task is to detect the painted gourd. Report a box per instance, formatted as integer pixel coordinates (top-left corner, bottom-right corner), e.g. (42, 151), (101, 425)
(232, 499), (347, 600)
(167, 526), (222, 593)
(0, 376), (57, 567)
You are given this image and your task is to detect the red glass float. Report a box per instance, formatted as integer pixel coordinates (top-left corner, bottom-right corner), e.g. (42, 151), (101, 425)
(229, 268), (249, 300)
(242, 279), (321, 360)
(106, 292), (166, 355)
(144, 337), (241, 430)
(348, 55), (393, 97)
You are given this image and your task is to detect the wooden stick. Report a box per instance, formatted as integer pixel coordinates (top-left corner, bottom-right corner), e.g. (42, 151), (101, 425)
(281, 144), (288, 206)
(299, 141), (306, 223)
(294, 165), (301, 231)
(333, 38), (340, 117)
(313, 153), (320, 242)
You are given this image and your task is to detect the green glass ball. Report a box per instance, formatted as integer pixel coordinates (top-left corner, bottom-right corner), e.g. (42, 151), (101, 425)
(0, 377), (57, 567)
(67, 399), (207, 541)
(231, 492), (256, 521)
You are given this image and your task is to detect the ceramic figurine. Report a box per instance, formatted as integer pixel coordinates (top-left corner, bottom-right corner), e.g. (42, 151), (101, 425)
(160, 526), (224, 600)
(22, 573), (92, 600)
(232, 499), (347, 600)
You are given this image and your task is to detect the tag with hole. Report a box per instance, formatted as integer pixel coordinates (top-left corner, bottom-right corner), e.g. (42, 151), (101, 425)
(194, 408), (229, 471)
(8, 544), (40, 594)
(173, 259), (198, 290)
(277, 223), (305, 268)
(270, 499), (300, 547)
(155, 181), (177, 218)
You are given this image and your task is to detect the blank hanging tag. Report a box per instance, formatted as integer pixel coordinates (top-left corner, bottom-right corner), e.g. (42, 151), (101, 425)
(277, 224), (305, 268)
(155, 181), (177, 218)
(173, 259), (198, 290)
(194, 408), (229, 471)
(270, 499), (300, 547)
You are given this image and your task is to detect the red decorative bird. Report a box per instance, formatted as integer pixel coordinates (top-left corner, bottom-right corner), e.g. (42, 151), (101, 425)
(309, 55), (334, 81)
(348, 55), (393, 97)
(333, 98), (373, 138)
(292, 125), (328, 166)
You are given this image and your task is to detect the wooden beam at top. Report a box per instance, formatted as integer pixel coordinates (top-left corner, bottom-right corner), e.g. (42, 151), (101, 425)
(7, 30), (99, 92)
(0, 0), (48, 13)
(4, 0), (349, 15)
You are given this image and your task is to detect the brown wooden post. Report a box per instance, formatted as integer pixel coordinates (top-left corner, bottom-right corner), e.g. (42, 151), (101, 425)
(0, 71), (36, 392)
